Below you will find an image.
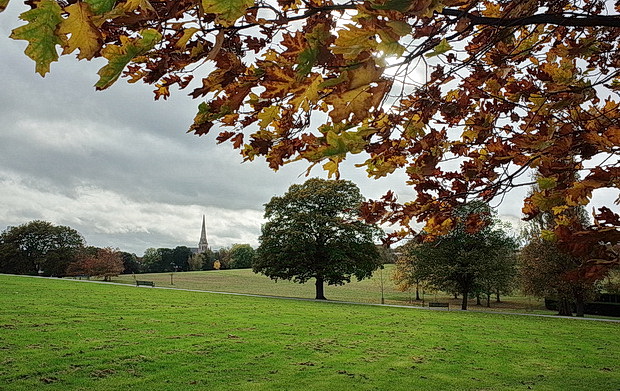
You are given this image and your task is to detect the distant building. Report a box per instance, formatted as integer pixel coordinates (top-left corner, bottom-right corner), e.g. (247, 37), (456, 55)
(191, 215), (210, 255)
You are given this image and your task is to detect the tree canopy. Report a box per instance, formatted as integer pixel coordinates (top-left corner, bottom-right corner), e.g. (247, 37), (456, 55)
(0, 220), (85, 276)
(400, 202), (518, 310)
(254, 178), (382, 299)
(3, 0), (619, 269)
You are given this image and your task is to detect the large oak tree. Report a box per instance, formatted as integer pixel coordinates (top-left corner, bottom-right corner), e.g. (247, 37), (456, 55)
(3, 0), (619, 273)
(254, 178), (382, 299)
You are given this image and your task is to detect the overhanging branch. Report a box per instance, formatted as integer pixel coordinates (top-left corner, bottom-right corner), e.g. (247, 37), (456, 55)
(441, 8), (620, 28)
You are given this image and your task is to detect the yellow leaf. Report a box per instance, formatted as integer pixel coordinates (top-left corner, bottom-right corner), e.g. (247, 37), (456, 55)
(322, 159), (340, 179)
(290, 74), (323, 111)
(0, 0), (9, 13)
(59, 2), (102, 60)
(347, 60), (383, 90)
(122, 0), (155, 13)
(326, 80), (391, 123)
(175, 27), (200, 49)
(257, 106), (280, 129)
(551, 205), (569, 215)
(541, 230), (557, 242)
(332, 24), (377, 60)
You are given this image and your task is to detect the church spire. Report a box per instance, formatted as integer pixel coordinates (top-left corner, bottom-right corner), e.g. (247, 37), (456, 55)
(198, 215), (209, 253)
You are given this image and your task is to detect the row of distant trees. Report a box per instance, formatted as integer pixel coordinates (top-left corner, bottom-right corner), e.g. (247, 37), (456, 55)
(0, 220), (134, 279)
(392, 200), (619, 316)
(141, 244), (256, 273)
(0, 220), (257, 279)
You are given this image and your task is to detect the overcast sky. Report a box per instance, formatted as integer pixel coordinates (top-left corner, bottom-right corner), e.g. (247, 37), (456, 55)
(0, 3), (617, 255)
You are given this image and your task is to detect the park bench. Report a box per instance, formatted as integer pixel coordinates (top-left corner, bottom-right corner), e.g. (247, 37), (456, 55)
(136, 280), (155, 287)
(429, 302), (449, 309)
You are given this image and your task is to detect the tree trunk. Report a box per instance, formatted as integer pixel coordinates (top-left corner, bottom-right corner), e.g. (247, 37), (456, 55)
(557, 297), (573, 316)
(486, 293), (491, 307)
(575, 291), (585, 317)
(476, 294), (481, 306)
(496, 289), (501, 303)
(315, 277), (326, 300)
(415, 282), (420, 301)
(454, 292), (458, 299)
(461, 291), (468, 310)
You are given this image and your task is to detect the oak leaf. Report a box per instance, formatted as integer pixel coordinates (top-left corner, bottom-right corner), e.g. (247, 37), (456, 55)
(95, 29), (162, 90)
(10, 0), (63, 76)
(59, 2), (102, 60)
(84, 0), (117, 15)
(202, 0), (254, 27)
(332, 24), (377, 60)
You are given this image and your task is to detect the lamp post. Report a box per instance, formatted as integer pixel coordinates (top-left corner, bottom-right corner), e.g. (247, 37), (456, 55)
(379, 264), (385, 305)
(170, 263), (176, 285)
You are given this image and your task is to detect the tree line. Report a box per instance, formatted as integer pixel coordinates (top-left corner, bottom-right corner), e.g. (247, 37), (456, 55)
(0, 220), (257, 279)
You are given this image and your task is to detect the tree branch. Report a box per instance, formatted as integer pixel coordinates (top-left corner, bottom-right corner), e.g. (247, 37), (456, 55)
(441, 8), (620, 28)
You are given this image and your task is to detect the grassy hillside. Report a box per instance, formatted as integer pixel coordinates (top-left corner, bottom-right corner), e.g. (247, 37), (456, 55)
(1, 275), (618, 390)
(111, 266), (550, 313)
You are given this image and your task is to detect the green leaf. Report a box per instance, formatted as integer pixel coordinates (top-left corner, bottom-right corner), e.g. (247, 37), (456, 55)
(10, 0), (63, 76)
(425, 38), (452, 58)
(296, 46), (318, 77)
(537, 177), (558, 190)
(370, 0), (412, 12)
(202, 0), (254, 27)
(387, 20), (412, 37)
(95, 29), (162, 90)
(84, 0), (117, 15)
(541, 230), (557, 242)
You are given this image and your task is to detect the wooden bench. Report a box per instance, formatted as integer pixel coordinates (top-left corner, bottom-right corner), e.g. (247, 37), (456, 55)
(429, 302), (449, 309)
(136, 280), (155, 287)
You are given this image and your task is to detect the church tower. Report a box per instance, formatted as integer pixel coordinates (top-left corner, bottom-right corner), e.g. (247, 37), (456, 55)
(198, 215), (209, 253)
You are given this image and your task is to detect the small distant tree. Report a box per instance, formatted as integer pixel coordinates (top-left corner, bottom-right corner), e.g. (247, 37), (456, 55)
(120, 252), (140, 274)
(213, 248), (231, 270)
(229, 244), (255, 269)
(68, 247), (124, 281)
(171, 246), (193, 271)
(519, 200), (603, 317)
(254, 178), (382, 300)
(405, 202), (518, 310)
(392, 241), (424, 301)
(188, 253), (205, 271)
(141, 247), (161, 273)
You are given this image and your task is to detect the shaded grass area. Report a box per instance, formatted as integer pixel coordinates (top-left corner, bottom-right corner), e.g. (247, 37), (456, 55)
(111, 266), (550, 314)
(1, 275), (619, 390)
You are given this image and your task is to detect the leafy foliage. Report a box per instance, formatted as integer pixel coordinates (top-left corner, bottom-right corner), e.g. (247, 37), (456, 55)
(229, 243), (256, 269)
(519, 203), (600, 316)
(3, 0), (619, 268)
(400, 202), (518, 310)
(67, 246), (124, 281)
(254, 178), (382, 299)
(0, 220), (85, 276)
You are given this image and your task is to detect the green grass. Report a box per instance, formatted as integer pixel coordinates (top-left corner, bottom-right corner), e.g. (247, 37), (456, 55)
(110, 266), (551, 314)
(1, 275), (618, 390)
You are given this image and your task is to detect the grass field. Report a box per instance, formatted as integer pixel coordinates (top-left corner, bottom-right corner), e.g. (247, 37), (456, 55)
(1, 275), (618, 390)
(110, 266), (551, 314)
